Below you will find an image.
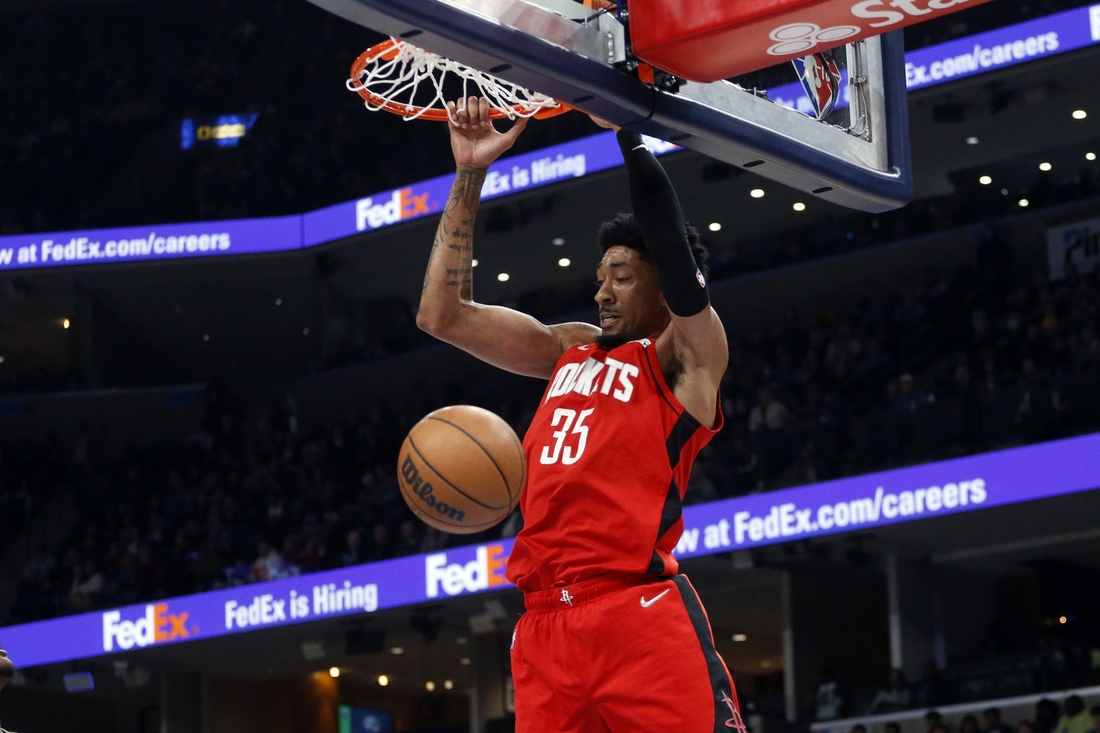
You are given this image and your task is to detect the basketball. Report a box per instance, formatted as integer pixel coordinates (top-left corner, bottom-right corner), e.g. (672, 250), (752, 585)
(397, 405), (526, 534)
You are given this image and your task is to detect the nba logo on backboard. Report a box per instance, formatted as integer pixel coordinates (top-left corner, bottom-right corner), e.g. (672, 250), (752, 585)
(792, 53), (842, 120)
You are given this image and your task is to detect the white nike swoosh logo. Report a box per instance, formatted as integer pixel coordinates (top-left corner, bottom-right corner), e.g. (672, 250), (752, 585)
(640, 589), (671, 608)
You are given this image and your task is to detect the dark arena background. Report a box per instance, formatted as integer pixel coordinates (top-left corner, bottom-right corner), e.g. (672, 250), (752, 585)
(2, 0), (1100, 732)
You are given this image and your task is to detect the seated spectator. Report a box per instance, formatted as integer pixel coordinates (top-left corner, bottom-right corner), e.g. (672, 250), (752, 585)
(224, 558), (251, 586)
(852, 725), (867, 733)
(1036, 699), (1061, 733)
(749, 388), (792, 433)
(886, 724), (901, 733)
(814, 664), (850, 721)
(1088, 705), (1100, 733)
(250, 541), (285, 583)
(394, 521), (421, 557)
(868, 669), (910, 714)
(69, 560), (104, 611)
(1019, 721), (1038, 733)
(341, 529), (364, 566)
(1055, 696), (1092, 733)
(21, 547), (55, 586)
(926, 711), (946, 733)
(916, 660), (951, 708)
(984, 708), (1015, 733)
(294, 537), (327, 574)
(364, 523), (393, 563)
(960, 716), (981, 733)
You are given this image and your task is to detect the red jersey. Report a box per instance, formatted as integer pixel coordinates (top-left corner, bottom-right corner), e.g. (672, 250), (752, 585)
(507, 338), (722, 592)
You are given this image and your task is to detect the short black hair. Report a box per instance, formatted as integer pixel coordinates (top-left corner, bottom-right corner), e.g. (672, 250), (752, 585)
(596, 213), (710, 278)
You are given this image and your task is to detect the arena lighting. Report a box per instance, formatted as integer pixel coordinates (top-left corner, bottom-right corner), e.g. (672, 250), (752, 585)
(426, 681), (436, 691)
(558, 258), (571, 267)
(444, 680), (454, 690)
(329, 667), (340, 678)
(1018, 199), (1030, 207)
(456, 637), (468, 645)
(390, 647), (404, 655)
(378, 675), (389, 686)
(203, 334), (210, 342)
(732, 634), (748, 642)
(792, 202), (806, 212)
(1087, 153), (1097, 161)
(471, 259), (478, 267)
(275, 298), (282, 305)
(62, 318), (70, 329)
(303, 327), (310, 336)
(979, 175), (993, 185)
(1039, 162), (1052, 172)
(966, 136), (980, 145)
(750, 189), (765, 198)
(0, 356), (5, 364)
(708, 222), (722, 232)
(552, 237), (565, 245)
(1072, 110), (1087, 120)
(1059, 615), (1068, 624)
(460, 658), (471, 666)
(497, 273), (510, 282)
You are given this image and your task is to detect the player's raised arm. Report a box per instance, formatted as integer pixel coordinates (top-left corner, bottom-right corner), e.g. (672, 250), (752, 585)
(615, 127), (729, 426)
(415, 97), (599, 379)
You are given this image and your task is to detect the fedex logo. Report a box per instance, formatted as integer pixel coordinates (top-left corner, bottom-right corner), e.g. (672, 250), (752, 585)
(355, 187), (431, 231)
(102, 603), (194, 652)
(426, 544), (509, 598)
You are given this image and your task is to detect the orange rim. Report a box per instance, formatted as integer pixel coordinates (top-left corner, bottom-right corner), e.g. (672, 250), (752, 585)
(350, 40), (571, 121)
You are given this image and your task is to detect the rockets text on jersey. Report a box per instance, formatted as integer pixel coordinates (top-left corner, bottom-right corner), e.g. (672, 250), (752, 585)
(508, 339), (723, 592)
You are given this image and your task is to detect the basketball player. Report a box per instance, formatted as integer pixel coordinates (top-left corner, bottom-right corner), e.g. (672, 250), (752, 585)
(417, 97), (742, 732)
(0, 644), (16, 732)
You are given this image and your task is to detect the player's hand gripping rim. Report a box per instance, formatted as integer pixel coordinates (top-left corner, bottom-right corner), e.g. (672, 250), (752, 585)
(447, 96), (528, 171)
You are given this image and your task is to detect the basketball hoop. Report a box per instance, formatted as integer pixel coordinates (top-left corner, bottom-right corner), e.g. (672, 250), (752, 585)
(347, 38), (570, 122)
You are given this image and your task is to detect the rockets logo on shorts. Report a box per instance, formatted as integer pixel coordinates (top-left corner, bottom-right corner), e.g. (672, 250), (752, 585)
(722, 691), (748, 733)
(560, 589), (574, 606)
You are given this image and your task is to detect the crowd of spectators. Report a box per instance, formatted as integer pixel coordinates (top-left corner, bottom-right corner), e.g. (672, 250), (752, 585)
(0, 0), (598, 237)
(1, 0), (1096, 237)
(817, 665), (1100, 730)
(9, 214), (1100, 623)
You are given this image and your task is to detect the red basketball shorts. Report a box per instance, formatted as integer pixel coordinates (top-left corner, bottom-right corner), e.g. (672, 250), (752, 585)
(511, 573), (746, 733)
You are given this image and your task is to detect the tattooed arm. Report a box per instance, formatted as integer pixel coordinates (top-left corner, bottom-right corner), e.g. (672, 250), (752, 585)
(416, 97), (599, 380)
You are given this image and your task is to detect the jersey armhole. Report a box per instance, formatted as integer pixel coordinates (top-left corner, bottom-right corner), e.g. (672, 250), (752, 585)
(641, 341), (724, 434)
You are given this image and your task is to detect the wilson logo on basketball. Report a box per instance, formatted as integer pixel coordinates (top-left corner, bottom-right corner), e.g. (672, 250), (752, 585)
(397, 405), (525, 535)
(400, 454), (467, 523)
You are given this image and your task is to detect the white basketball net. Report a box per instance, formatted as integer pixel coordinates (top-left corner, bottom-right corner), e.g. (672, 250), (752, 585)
(346, 38), (562, 122)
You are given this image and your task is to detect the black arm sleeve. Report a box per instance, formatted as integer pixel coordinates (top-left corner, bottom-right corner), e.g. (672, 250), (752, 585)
(616, 128), (710, 317)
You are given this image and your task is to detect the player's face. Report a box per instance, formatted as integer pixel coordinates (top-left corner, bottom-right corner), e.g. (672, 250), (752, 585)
(594, 246), (670, 347)
(0, 644), (14, 688)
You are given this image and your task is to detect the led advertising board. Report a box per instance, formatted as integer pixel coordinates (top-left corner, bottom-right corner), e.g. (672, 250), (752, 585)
(4, 431), (1100, 668)
(2, 6), (1096, 272)
(180, 113), (260, 150)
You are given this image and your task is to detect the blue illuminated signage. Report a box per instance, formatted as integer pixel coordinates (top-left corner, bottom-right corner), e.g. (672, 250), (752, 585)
(181, 113), (260, 150)
(3, 431), (1100, 668)
(0, 216), (301, 272)
(340, 705), (394, 733)
(0, 6), (1096, 272)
